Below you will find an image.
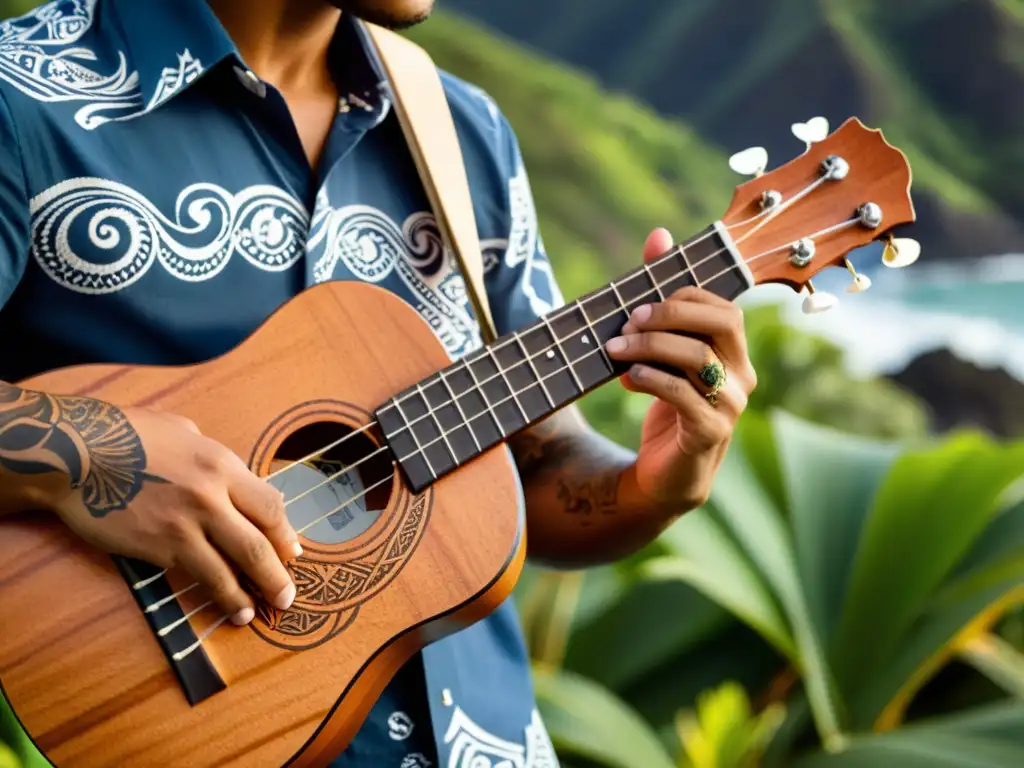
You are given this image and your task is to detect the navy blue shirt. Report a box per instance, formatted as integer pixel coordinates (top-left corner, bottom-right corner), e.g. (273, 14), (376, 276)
(0, 1), (562, 765)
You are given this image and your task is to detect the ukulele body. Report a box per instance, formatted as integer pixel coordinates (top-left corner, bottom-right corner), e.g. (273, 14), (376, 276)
(0, 281), (525, 767)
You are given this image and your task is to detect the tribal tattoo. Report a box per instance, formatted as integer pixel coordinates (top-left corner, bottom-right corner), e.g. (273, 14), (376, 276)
(0, 382), (166, 518)
(509, 406), (632, 520)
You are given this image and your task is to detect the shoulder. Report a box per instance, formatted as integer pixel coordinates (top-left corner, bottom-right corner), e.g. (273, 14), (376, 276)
(437, 69), (521, 181)
(0, 0), (135, 128)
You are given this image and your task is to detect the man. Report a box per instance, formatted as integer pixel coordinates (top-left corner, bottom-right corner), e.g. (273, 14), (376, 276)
(0, 0), (757, 765)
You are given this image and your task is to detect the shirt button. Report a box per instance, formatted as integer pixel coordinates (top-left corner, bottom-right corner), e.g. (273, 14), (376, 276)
(233, 65), (267, 99)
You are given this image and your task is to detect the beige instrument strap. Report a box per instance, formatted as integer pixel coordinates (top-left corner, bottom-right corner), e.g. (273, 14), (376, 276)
(364, 23), (499, 345)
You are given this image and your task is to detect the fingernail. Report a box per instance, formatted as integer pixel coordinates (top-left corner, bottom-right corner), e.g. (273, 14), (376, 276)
(621, 322), (637, 335)
(231, 606), (255, 626)
(605, 337), (627, 353)
(290, 541), (303, 559)
(273, 581), (296, 611)
(631, 364), (647, 381)
(631, 305), (653, 323)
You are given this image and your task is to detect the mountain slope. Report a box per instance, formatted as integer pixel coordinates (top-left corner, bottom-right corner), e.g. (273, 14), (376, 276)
(440, 0), (1024, 262)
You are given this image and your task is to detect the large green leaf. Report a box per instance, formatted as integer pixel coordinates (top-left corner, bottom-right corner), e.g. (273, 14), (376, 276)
(565, 577), (729, 691)
(765, 411), (901, 644)
(847, 576), (1022, 728)
(792, 702), (1024, 767)
(833, 434), (1024, 698)
(706, 439), (844, 748)
(642, 509), (797, 661)
(532, 665), (677, 768)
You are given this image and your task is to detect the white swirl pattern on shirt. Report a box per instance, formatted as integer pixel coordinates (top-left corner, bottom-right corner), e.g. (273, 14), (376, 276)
(29, 178), (309, 293)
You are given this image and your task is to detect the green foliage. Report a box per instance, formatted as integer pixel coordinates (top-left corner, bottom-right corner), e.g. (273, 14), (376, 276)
(676, 682), (786, 768)
(527, 412), (1024, 765)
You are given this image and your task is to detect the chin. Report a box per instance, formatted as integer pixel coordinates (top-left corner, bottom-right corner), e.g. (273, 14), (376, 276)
(334, 0), (435, 29)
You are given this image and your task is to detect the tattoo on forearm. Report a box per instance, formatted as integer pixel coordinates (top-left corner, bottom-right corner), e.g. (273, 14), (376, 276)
(556, 474), (620, 520)
(0, 382), (166, 517)
(510, 408), (630, 520)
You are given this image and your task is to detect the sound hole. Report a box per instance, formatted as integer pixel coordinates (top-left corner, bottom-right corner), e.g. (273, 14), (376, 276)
(266, 422), (394, 545)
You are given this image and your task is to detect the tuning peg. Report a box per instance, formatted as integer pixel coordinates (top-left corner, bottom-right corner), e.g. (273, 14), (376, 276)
(844, 259), (872, 293)
(728, 146), (768, 177)
(791, 117), (829, 149)
(881, 236), (921, 268)
(802, 281), (838, 314)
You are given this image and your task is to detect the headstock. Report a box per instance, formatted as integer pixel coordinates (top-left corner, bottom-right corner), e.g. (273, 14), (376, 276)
(723, 117), (916, 313)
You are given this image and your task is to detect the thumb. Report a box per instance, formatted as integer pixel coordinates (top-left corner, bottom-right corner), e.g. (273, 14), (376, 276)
(643, 227), (674, 263)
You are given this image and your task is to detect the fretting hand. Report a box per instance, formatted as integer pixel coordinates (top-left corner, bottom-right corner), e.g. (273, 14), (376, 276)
(604, 228), (758, 511)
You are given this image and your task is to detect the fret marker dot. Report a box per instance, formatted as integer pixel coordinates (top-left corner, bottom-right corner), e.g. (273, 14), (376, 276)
(546, 351), (556, 359)
(581, 335), (591, 345)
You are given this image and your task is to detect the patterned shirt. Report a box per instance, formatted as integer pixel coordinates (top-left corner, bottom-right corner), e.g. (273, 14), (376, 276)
(0, 1), (561, 766)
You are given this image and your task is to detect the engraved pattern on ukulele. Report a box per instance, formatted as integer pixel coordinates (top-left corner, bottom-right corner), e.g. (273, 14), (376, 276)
(443, 707), (558, 768)
(252, 492), (430, 650)
(29, 177), (309, 293)
(0, 0), (199, 130)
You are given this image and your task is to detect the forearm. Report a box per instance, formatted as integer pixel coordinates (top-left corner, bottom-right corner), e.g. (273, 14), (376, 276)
(510, 406), (686, 569)
(0, 380), (79, 516)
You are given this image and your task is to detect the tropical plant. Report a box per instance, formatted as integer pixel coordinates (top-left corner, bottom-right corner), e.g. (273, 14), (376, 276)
(524, 410), (1024, 765)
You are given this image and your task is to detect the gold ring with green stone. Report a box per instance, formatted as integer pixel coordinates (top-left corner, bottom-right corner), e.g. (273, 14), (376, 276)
(698, 360), (726, 407)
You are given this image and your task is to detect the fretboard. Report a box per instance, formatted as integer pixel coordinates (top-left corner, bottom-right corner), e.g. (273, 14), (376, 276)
(375, 222), (751, 492)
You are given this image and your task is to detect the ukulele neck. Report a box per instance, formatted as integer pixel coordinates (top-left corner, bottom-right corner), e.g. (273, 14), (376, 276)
(375, 222), (752, 493)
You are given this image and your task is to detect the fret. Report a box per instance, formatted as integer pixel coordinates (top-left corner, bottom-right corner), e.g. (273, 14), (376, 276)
(608, 281), (630, 323)
(651, 247), (698, 296)
(379, 219), (755, 494)
(643, 262), (666, 300)
(519, 325), (577, 406)
(512, 331), (555, 409)
(436, 369), (481, 453)
(617, 269), (658, 313)
(416, 382), (456, 466)
(484, 347), (530, 424)
(418, 377), (480, 466)
(540, 315), (583, 393)
(489, 334), (549, 422)
(577, 300), (614, 373)
(545, 303), (610, 390)
(392, 394), (437, 481)
(460, 355), (507, 438)
(677, 245), (701, 288)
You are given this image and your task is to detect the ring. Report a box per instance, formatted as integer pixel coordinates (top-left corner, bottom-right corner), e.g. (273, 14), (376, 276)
(698, 360), (727, 407)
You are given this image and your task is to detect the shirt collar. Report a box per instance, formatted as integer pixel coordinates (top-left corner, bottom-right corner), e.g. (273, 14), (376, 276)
(109, 0), (389, 118)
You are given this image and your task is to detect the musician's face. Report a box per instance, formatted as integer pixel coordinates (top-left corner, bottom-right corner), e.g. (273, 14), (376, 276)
(328, 0), (434, 29)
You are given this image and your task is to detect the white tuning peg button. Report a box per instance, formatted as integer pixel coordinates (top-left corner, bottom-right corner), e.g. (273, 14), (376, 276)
(728, 147), (768, 177)
(802, 289), (838, 314)
(792, 117), (829, 147)
(843, 258), (872, 293)
(882, 237), (921, 268)
(846, 273), (872, 293)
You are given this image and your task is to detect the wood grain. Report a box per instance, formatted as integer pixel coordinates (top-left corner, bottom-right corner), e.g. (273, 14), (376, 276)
(0, 281), (525, 767)
(722, 117), (915, 291)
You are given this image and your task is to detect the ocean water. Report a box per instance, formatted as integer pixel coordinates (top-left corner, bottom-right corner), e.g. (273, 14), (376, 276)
(738, 250), (1024, 380)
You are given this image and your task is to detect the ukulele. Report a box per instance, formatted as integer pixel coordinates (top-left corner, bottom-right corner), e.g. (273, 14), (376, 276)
(0, 117), (916, 767)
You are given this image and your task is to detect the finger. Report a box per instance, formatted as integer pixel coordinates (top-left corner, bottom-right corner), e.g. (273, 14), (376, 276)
(643, 227), (674, 263)
(626, 364), (731, 448)
(203, 498), (296, 613)
(229, 465), (302, 562)
(174, 533), (255, 626)
(620, 300), (748, 367)
(606, 331), (714, 386)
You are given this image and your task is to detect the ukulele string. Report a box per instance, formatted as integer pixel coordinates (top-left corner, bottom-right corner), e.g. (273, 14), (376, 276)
(160, 182), (850, 654)
(322, 215), (861, 475)
(255, 191), (794, 488)
(152, 210), (859, 619)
